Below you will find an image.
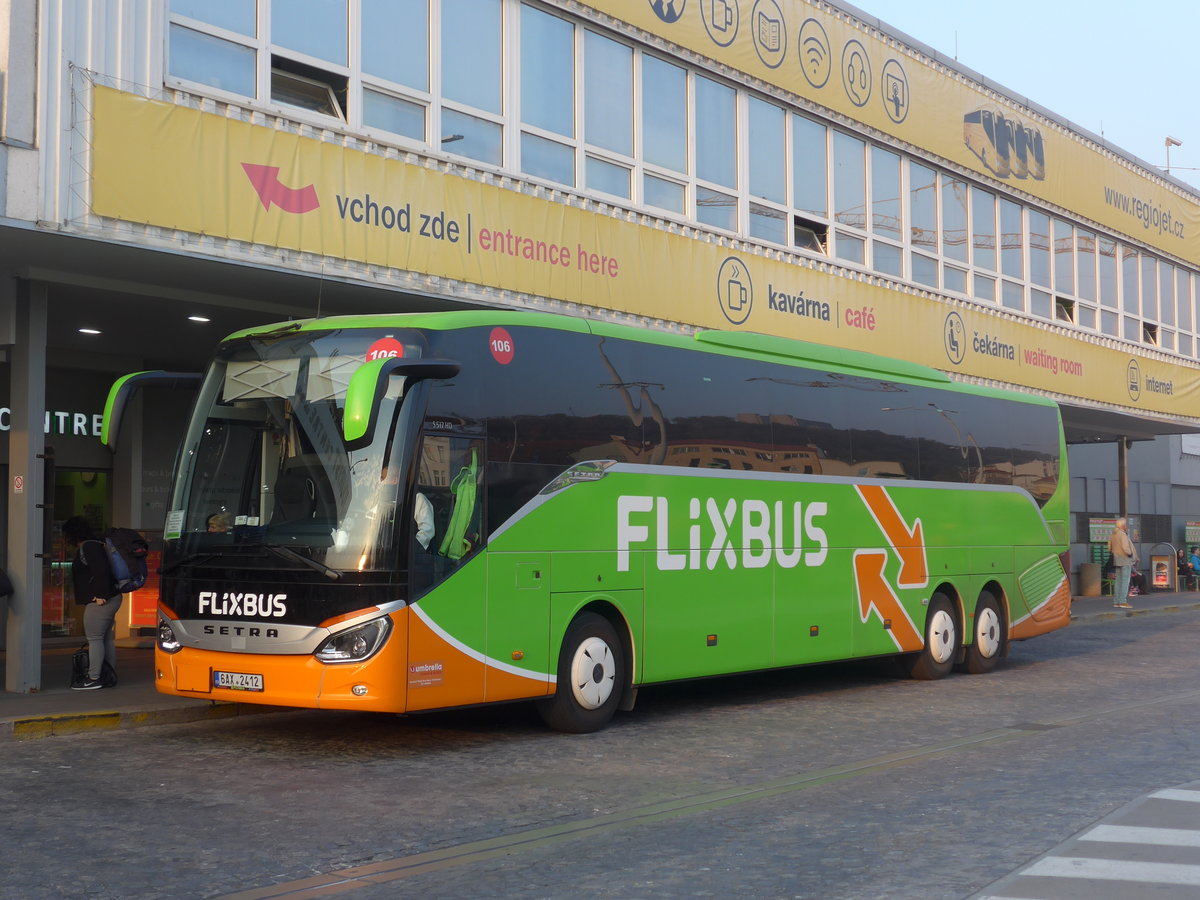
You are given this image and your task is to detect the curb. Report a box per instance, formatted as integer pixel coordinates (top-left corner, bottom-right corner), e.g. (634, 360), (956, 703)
(0, 701), (287, 742)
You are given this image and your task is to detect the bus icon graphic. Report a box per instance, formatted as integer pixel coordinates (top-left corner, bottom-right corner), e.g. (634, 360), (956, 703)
(717, 257), (753, 325)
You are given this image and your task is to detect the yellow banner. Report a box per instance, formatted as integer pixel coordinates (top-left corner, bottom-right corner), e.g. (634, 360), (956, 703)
(607, 0), (1198, 263)
(90, 86), (1200, 418)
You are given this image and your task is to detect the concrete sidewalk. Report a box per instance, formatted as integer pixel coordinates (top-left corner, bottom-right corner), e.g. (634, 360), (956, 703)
(0, 638), (283, 741)
(2, 589), (1199, 742)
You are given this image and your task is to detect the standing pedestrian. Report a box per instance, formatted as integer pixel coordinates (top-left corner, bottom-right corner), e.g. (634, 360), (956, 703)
(1107, 517), (1136, 610)
(64, 516), (122, 690)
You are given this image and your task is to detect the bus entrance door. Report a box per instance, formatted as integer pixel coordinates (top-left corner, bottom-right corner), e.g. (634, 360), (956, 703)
(485, 553), (552, 702)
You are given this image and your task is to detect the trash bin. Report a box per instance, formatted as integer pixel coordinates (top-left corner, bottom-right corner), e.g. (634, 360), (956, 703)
(1078, 562), (1101, 597)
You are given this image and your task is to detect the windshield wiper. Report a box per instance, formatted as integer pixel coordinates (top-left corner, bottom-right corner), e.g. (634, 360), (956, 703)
(262, 543), (342, 580)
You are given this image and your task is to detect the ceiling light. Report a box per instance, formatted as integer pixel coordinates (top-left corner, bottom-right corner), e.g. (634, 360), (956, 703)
(78, 328), (101, 335)
(188, 315), (211, 323)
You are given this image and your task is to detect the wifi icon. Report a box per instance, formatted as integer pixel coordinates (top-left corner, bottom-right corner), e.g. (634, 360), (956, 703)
(804, 36), (825, 71)
(798, 18), (831, 89)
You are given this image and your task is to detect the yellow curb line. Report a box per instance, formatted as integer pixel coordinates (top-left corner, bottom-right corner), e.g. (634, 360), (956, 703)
(2, 702), (286, 741)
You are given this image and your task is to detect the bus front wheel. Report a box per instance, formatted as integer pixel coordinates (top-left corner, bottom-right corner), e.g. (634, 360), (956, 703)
(537, 612), (624, 734)
(908, 592), (958, 681)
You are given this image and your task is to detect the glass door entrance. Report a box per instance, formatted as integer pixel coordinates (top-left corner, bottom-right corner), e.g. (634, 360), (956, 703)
(43, 469), (109, 637)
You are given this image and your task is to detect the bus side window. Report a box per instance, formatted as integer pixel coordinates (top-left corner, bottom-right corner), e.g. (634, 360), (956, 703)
(409, 436), (485, 598)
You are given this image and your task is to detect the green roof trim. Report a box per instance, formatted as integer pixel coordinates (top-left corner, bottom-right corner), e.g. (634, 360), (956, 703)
(693, 330), (951, 384)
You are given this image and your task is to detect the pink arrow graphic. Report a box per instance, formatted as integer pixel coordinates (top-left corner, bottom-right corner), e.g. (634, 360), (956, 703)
(241, 163), (320, 214)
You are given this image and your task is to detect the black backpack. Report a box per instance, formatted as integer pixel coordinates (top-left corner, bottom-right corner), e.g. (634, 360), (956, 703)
(70, 642), (118, 688)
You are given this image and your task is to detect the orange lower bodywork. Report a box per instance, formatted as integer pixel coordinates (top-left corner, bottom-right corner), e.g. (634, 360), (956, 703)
(1010, 576), (1072, 640)
(155, 606), (552, 713)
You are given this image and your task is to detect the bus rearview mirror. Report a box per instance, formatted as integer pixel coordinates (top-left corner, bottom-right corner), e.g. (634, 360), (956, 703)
(343, 357), (461, 449)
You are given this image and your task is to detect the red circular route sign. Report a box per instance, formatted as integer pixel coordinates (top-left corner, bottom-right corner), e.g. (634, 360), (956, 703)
(488, 327), (515, 365)
(366, 337), (405, 361)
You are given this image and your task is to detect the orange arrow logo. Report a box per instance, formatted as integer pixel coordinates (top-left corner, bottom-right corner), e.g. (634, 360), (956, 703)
(856, 484), (927, 587)
(854, 550), (924, 651)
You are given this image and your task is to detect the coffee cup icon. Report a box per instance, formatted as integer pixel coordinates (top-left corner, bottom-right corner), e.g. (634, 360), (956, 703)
(709, 0), (734, 31)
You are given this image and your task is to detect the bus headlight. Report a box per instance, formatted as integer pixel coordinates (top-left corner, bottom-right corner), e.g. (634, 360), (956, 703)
(314, 617), (392, 664)
(158, 617), (182, 654)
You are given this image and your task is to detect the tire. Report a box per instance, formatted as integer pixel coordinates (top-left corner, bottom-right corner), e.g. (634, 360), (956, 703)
(960, 591), (1004, 675)
(537, 612), (624, 734)
(907, 592), (958, 680)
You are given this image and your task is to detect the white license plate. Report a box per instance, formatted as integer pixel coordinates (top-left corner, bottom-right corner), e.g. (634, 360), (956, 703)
(213, 670), (264, 692)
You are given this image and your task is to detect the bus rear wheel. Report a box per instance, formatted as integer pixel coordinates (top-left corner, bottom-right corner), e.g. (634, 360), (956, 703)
(960, 591), (1005, 675)
(907, 592), (958, 681)
(537, 612), (624, 734)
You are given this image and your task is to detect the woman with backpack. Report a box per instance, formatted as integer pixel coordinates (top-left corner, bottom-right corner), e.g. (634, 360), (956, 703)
(63, 516), (121, 690)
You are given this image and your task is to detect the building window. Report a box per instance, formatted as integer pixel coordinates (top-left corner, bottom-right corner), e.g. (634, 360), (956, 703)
(1000, 198), (1023, 278)
(521, 6), (573, 138)
(521, 132), (574, 186)
(1159, 262), (1175, 326)
(1098, 237), (1118, 308)
(1002, 280), (1024, 312)
(911, 253), (937, 287)
(1141, 256), (1158, 320)
(363, 88), (425, 141)
(1031, 288), (1052, 319)
(587, 156), (631, 199)
(793, 115), (828, 218)
(698, 187), (737, 231)
(1076, 229), (1096, 301)
(273, 0), (347, 65)
(941, 176), (968, 263)
(585, 32), (632, 156)
(1121, 245), (1140, 314)
(362, 0), (428, 90)
(696, 76), (736, 189)
(170, 0), (255, 35)
(1178, 269), (1192, 334)
(644, 173), (685, 214)
(871, 147), (901, 239)
(909, 162), (937, 251)
(642, 55), (687, 174)
(1053, 219), (1074, 296)
(1028, 210), (1050, 288)
(835, 232), (865, 265)
(971, 187), (996, 272)
(441, 108), (502, 165)
(271, 58), (346, 119)
(833, 132), (866, 231)
(442, 0), (502, 114)
(169, 25), (257, 96)
(748, 97), (786, 205)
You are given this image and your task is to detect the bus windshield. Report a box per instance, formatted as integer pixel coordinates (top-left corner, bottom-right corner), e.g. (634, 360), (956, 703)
(165, 327), (430, 573)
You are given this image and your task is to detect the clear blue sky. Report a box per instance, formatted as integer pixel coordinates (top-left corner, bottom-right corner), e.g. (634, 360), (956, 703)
(855, 0), (1200, 192)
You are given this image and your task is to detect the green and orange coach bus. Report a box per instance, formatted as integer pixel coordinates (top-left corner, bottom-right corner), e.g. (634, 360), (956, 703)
(106, 310), (1071, 731)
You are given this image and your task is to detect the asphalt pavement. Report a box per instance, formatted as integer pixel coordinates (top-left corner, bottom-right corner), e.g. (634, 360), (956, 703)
(6, 591), (1200, 898)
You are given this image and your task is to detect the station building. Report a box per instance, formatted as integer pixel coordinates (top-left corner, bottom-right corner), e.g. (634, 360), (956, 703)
(2, 0), (1198, 690)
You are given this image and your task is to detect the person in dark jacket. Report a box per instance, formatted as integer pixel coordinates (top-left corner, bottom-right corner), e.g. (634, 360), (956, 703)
(64, 516), (121, 690)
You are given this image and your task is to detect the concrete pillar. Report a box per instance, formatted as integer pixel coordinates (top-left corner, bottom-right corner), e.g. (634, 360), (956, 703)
(1118, 436), (1129, 520)
(5, 280), (48, 692)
